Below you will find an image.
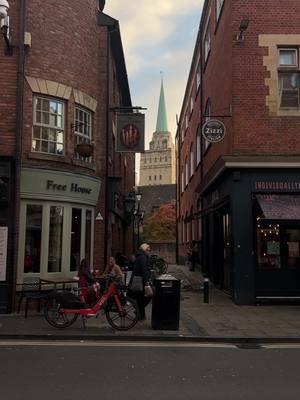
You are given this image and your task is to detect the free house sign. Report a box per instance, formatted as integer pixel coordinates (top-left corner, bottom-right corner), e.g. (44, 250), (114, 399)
(202, 119), (226, 143)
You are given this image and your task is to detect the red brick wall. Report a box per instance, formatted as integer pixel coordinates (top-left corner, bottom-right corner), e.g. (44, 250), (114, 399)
(232, 0), (300, 153)
(1, 0), (134, 274)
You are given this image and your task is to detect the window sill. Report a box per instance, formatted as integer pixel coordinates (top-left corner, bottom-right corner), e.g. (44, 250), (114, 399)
(72, 158), (96, 171)
(28, 152), (71, 164)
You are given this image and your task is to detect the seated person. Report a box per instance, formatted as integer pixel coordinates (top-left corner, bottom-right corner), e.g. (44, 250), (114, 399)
(102, 256), (124, 281)
(78, 258), (100, 303)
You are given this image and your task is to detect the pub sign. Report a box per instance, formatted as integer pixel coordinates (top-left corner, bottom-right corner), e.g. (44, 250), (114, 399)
(116, 113), (145, 152)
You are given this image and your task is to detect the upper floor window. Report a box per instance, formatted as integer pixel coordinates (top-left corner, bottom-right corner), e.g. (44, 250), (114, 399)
(216, 0), (225, 21)
(196, 128), (201, 165)
(181, 169), (184, 193)
(278, 48), (300, 108)
(196, 62), (201, 91)
(75, 106), (92, 162)
(204, 99), (211, 152)
(190, 145), (194, 177)
(32, 97), (64, 155)
(203, 21), (211, 63)
(190, 97), (194, 114)
(185, 158), (189, 187)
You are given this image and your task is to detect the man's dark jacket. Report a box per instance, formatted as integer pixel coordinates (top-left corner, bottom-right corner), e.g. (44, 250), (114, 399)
(133, 250), (151, 284)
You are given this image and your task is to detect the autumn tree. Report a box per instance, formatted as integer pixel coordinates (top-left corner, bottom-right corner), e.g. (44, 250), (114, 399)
(142, 202), (176, 241)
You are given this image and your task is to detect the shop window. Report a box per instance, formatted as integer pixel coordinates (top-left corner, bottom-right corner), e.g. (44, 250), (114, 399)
(70, 208), (82, 271)
(75, 106), (92, 162)
(278, 48), (300, 108)
(32, 97), (64, 155)
(20, 203), (94, 280)
(85, 210), (92, 262)
(48, 206), (63, 273)
(257, 219), (281, 270)
(285, 228), (300, 269)
(24, 205), (42, 273)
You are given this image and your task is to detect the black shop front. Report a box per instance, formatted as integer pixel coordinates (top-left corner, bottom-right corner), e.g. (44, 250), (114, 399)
(202, 168), (300, 305)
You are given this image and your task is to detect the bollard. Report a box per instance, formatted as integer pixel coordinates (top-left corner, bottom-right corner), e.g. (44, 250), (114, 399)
(203, 277), (209, 303)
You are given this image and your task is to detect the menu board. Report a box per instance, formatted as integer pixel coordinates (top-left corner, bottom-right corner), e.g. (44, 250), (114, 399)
(0, 227), (8, 281)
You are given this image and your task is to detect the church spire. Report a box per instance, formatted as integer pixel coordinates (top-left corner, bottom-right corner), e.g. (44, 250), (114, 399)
(155, 75), (168, 132)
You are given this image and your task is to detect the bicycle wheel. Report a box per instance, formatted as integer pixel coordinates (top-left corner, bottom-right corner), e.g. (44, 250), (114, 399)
(44, 298), (78, 329)
(105, 296), (138, 331)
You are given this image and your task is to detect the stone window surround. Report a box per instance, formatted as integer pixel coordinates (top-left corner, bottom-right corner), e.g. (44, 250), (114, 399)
(26, 76), (97, 112)
(259, 35), (300, 117)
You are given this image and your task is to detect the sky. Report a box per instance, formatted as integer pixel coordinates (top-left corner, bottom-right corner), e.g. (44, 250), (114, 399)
(105, 0), (204, 179)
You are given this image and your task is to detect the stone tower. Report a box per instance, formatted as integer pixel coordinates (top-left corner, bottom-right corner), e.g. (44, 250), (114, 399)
(139, 78), (175, 186)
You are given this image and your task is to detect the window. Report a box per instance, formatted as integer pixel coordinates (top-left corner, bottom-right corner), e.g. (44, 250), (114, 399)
(75, 106), (92, 162)
(159, 175), (162, 180)
(185, 115), (189, 130)
(196, 129), (201, 165)
(278, 48), (300, 108)
(181, 169), (184, 193)
(190, 145), (194, 177)
(203, 21), (211, 63)
(185, 158), (189, 186)
(165, 156), (168, 162)
(154, 175), (157, 180)
(32, 97), (64, 155)
(216, 0), (225, 21)
(190, 97), (194, 114)
(196, 62), (201, 91)
(204, 99), (211, 151)
(149, 176), (151, 181)
(21, 202), (94, 279)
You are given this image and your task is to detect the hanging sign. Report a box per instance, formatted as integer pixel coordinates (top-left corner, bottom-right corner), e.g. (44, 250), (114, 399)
(0, 227), (8, 281)
(202, 119), (226, 143)
(116, 113), (145, 152)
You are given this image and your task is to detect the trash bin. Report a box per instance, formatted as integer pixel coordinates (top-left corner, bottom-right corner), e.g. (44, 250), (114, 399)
(151, 274), (180, 330)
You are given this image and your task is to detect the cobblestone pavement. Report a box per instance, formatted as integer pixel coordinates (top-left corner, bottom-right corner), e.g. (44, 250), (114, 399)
(0, 264), (300, 341)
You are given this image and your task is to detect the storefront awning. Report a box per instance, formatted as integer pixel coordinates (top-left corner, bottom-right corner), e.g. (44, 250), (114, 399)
(256, 194), (300, 219)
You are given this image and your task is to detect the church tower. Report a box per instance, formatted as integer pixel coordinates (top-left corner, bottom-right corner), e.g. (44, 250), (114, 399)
(139, 78), (175, 186)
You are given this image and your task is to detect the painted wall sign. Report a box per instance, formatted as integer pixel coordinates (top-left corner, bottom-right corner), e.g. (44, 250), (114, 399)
(21, 168), (101, 206)
(254, 181), (300, 192)
(116, 113), (145, 152)
(202, 119), (226, 143)
(0, 227), (8, 281)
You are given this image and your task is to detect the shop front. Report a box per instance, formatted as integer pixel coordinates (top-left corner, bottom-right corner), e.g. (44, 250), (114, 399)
(202, 169), (300, 305)
(17, 168), (101, 284)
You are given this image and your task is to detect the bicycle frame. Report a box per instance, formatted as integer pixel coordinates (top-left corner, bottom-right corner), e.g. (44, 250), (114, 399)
(60, 281), (123, 316)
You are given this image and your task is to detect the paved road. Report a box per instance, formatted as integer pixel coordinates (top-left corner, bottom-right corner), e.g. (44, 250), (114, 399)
(0, 340), (299, 400)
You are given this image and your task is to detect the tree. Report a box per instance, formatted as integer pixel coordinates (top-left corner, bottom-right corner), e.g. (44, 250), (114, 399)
(142, 202), (176, 241)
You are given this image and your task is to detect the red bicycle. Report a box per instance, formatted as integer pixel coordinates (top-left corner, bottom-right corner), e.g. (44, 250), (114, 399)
(44, 275), (139, 331)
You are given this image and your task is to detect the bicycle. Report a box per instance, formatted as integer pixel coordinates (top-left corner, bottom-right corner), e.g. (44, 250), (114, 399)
(44, 274), (139, 331)
(150, 254), (168, 277)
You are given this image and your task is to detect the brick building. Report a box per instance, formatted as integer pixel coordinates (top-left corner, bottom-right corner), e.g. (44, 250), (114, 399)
(0, 0), (135, 313)
(177, 0), (300, 304)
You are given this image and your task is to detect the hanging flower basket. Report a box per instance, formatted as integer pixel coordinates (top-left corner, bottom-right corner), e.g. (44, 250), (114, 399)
(76, 143), (94, 157)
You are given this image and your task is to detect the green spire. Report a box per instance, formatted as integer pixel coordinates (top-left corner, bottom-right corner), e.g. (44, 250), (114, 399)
(155, 76), (168, 132)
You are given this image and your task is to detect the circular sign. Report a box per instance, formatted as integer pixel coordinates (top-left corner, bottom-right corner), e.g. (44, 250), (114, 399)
(120, 124), (140, 148)
(202, 119), (226, 143)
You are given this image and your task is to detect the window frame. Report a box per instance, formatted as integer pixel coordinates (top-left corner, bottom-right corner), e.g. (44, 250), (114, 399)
(278, 47), (300, 109)
(32, 96), (65, 156)
(74, 105), (93, 162)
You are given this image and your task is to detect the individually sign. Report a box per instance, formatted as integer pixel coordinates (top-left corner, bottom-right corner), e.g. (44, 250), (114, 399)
(202, 119), (226, 143)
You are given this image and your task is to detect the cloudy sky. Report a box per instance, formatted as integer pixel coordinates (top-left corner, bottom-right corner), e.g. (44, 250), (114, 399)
(105, 1), (204, 180)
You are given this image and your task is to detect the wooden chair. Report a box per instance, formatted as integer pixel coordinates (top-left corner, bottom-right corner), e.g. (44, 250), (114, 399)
(17, 277), (47, 318)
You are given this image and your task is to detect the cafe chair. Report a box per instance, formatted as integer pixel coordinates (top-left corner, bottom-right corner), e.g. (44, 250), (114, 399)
(17, 277), (46, 318)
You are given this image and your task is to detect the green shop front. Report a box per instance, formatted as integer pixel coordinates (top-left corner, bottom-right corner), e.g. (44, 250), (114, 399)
(202, 168), (300, 305)
(17, 168), (101, 285)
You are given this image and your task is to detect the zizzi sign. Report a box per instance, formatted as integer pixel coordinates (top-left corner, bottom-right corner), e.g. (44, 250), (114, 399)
(47, 180), (92, 195)
(202, 119), (226, 143)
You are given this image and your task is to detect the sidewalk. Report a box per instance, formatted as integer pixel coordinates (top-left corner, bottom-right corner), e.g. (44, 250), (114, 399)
(1, 264), (300, 342)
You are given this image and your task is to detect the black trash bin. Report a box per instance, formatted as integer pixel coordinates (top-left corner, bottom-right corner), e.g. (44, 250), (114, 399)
(151, 275), (180, 330)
